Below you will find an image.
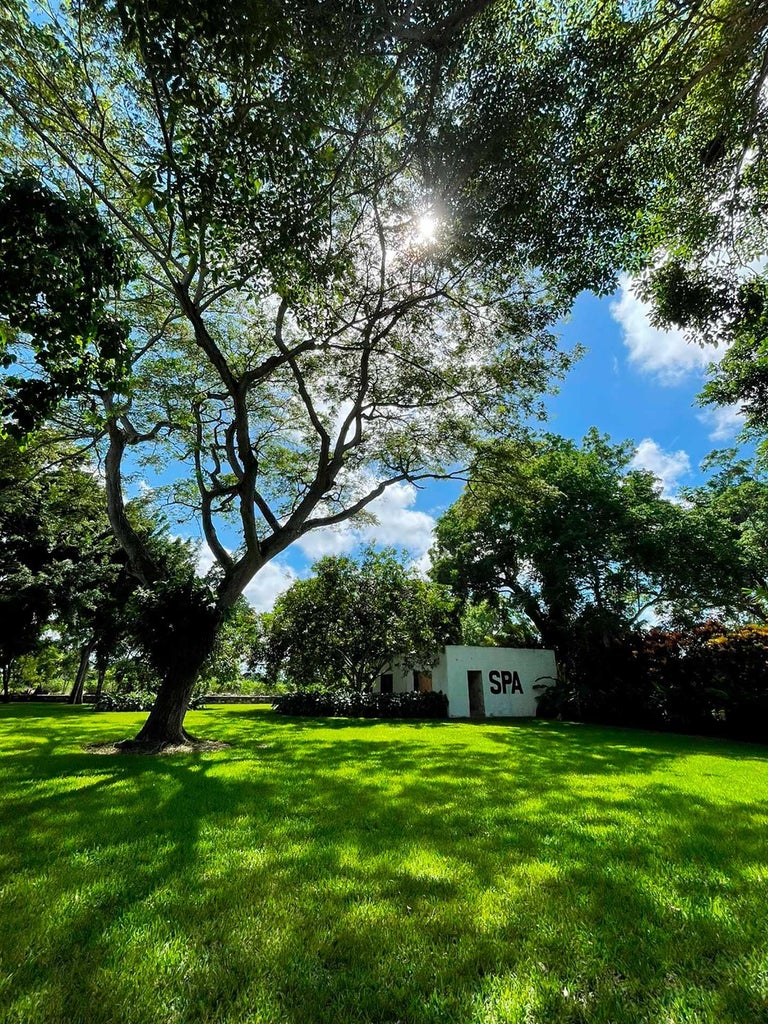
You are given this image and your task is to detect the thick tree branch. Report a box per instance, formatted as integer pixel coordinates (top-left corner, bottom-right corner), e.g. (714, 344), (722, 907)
(103, 400), (158, 584)
(191, 401), (235, 572)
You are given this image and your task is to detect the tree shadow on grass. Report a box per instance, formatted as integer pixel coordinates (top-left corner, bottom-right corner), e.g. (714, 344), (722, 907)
(1, 707), (767, 1023)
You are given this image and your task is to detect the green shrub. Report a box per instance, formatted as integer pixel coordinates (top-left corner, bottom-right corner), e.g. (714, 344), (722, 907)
(273, 689), (449, 720)
(93, 690), (157, 712)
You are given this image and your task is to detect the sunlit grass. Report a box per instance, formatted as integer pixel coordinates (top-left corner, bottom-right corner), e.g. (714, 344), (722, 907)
(1, 704), (767, 1023)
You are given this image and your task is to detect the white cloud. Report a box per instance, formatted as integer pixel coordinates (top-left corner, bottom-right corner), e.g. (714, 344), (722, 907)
(630, 438), (691, 494)
(242, 560), (298, 613)
(411, 549), (433, 579)
(697, 404), (746, 442)
(360, 482), (436, 551)
(195, 542), (219, 578)
(292, 480), (437, 563)
(292, 524), (358, 560)
(610, 276), (723, 385)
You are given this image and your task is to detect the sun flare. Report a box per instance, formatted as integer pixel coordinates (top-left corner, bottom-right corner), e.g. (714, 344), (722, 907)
(416, 212), (438, 244)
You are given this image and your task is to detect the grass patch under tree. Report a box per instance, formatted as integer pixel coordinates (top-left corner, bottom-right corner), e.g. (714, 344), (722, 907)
(1, 704), (767, 1024)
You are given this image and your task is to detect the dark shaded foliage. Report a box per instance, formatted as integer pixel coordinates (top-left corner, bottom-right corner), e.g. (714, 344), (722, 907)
(129, 575), (221, 680)
(0, 175), (134, 434)
(538, 622), (768, 742)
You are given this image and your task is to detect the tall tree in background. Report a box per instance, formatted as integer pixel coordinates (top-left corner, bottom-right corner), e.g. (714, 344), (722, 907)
(0, 435), (119, 700)
(684, 451), (768, 618)
(430, 432), (756, 654)
(262, 548), (456, 692)
(199, 597), (260, 694)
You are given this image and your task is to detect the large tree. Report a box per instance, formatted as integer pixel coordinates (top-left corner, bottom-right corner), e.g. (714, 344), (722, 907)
(683, 451), (768, 617)
(3, 1), (763, 744)
(430, 431), (755, 653)
(0, 1), (571, 744)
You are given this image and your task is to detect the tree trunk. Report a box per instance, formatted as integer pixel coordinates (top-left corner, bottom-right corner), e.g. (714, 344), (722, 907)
(133, 619), (221, 746)
(94, 659), (107, 700)
(541, 620), (571, 660)
(134, 672), (197, 745)
(68, 642), (95, 705)
(2, 663), (10, 703)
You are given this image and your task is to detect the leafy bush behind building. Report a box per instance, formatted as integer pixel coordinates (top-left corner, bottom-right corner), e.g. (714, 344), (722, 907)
(538, 622), (768, 742)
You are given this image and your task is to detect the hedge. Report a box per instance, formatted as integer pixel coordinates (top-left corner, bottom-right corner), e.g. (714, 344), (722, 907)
(93, 691), (208, 712)
(272, 689), (449, 720)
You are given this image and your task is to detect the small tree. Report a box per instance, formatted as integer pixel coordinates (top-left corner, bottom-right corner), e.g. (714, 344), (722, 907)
(262, 548), (456, 693)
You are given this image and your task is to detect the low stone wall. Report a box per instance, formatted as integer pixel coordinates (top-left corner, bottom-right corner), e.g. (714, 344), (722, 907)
(5, 693), (276, 705)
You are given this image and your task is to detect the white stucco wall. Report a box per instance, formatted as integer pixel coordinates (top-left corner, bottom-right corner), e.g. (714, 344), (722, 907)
(440, 645), (556, 717)
(380, 646), (557, 718)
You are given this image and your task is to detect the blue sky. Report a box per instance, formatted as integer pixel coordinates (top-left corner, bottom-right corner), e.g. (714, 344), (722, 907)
(547, 284), (740, 482)
(193, 278), (747, 613)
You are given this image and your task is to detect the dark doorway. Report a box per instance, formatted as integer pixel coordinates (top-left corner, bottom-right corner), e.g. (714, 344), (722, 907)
(380, 673), (393, 694)
(467, 670), (485, 718)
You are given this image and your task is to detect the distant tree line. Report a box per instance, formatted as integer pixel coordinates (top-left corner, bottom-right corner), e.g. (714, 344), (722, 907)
(5, 422), (768, 740)
(257, 428), (768, 742)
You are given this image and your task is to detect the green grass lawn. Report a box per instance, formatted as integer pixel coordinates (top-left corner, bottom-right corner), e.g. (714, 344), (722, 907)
(1, 705), (767, 1024)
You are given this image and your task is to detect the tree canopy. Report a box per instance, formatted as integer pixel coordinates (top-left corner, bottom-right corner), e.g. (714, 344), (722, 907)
(0, 175), (134, 435)
(616, 1), (768, 440)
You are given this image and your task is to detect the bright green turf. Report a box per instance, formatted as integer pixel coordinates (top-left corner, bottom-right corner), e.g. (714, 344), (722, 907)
(1, 704), (767, 1024)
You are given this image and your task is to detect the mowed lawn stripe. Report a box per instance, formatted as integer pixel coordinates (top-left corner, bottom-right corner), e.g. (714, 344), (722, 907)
(1, 704), (766, 1024)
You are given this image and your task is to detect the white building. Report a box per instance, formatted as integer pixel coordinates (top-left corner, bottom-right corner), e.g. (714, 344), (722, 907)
(378, 645), (557, 718)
